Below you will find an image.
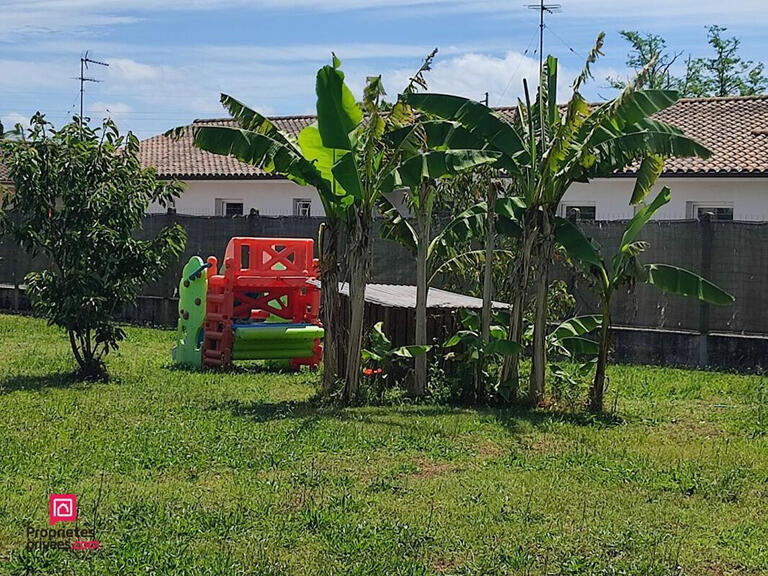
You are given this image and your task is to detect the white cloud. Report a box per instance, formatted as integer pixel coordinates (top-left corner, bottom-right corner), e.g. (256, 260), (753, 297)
(87, 101), (132, 123)
(2, 0), (767, 39)
(1, 113), (30, 130)
(351, 51), (550, 107)
(107, 59), (162, 82)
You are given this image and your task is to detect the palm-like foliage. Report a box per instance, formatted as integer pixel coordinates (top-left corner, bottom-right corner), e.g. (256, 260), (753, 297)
(166, 94), (351, 388)
(316, 52), (500, 400)
(557, 186), (733, 412)
(378, 158), (498, 395)
(404, 34), (712, 404)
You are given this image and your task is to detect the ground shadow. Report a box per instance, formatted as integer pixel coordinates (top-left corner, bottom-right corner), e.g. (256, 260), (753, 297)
(209, 395), (623, 438)
(165, 361), (309, 376)
(0, 371), (95, 395)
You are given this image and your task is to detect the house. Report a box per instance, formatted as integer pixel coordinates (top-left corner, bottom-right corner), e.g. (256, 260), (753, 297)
(559, 94), (768, 221)
(4, 95), (766, 221)
(138, 116), (322, 217)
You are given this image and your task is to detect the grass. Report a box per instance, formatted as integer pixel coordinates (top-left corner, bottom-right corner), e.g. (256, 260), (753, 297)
(0, 312), (766, 575)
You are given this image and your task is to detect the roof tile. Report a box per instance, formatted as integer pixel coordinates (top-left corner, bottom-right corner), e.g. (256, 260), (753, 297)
(4, 96), (768, 184)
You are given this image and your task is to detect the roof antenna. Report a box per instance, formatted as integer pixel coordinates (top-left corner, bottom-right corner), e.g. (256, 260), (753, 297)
(76, 51), (109, 133)
(526, 1), (562, 81)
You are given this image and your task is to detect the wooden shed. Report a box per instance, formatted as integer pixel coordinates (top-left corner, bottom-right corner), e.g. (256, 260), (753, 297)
(331, 282), (507, 349)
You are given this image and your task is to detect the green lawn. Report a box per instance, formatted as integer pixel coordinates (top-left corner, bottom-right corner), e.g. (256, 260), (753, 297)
(0, 313), (765, 575)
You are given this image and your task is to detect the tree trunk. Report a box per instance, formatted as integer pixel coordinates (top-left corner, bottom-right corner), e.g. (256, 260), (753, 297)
(481, 183), (496, 343)
(69, 328), (104, 379)
(343, 213), (372, 403)
(476, 182), (497, 401)
(589, 299), (611, 413)
(320, 223), (342, 391)
(500, 221), (536, 399)
(412, 208), (429, 397)
(528, 210), (553, 406)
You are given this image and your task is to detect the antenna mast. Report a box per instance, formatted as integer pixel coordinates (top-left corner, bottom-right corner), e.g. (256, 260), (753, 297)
(526, 1), (562, 80)
(77, 51), (109, 132)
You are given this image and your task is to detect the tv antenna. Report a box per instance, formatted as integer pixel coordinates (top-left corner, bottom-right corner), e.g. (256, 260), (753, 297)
(526, 1), (562, 80)
(76, 51), (109, 131)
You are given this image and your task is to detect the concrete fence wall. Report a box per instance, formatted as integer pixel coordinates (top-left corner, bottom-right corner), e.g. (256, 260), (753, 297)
(563, 219), (768, 335)
(1, 214), (766, 336)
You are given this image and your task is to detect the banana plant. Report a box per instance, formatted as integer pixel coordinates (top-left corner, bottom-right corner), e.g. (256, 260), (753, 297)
(316, 51), (503, 401)
(362, 321), (430, 376)
(443, 309), (522, 401)
(376, 150), (499, 396)
(166, 94), (352, 390)
(403, 35), (712, 406)
(556, 186), (734, 412)
(545, 315), (602, 408)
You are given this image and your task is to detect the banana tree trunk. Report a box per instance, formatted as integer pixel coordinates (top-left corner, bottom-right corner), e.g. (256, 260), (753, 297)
(344, 213), (372, 403)
(481, 183), (496, 343)
(412, 210), (429, 397)
(500, 221), (536, 398)
(589, 297), (612, 413)
(320, 223), (342, 391)
(529, 209), (554, 406)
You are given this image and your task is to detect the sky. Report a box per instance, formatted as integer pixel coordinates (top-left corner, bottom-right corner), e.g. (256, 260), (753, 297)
(1, 0), (766, 139)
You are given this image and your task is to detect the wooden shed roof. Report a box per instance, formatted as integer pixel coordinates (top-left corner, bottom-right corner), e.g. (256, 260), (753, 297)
(316, 282), (507, 310)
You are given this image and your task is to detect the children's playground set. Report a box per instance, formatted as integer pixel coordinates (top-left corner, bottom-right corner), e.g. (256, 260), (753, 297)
(172, 237), (324, 370)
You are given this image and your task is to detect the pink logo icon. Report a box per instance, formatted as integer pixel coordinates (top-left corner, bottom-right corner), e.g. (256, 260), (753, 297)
(49, 494), (77, 526)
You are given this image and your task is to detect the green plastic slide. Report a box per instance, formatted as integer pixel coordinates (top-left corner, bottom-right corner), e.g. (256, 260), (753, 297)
(171, 256), (208, 368)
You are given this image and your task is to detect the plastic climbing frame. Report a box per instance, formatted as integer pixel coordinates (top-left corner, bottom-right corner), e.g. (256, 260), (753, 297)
(172, 237), (323, 370)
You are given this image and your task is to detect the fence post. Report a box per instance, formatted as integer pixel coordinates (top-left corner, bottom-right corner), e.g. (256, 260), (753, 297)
(698, 213), (713, 367)
(12, 271), (20, 311)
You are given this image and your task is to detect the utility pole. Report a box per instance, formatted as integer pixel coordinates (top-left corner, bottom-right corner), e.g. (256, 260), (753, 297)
(77, 51), (109, 132)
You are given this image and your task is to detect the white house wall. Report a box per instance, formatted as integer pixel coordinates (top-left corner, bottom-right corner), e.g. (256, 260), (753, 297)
(562, 177), (768, 221)
(151, 176), (768, 221)
(149, 179), (323, 216)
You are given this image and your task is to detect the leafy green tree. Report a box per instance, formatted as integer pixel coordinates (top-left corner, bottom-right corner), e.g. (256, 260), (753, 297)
(608, 30), (683, 90)
(406, 34), (711, 405)
(0, 115), (186, 377)
(681, 25), (768, 96)
(557, 186), (734, 412)
(169, 94), (351, 390)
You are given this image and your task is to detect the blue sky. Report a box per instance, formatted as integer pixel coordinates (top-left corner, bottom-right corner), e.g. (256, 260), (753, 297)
(1, 0), (766, 139)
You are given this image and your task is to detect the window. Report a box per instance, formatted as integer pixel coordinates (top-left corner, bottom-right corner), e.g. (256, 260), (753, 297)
(293, 199), (312, 217)
(687, 202), (733, 222)
(560, 204), (596, 221)
(215, 199), (244, 217)
(225, 202), (244, 217)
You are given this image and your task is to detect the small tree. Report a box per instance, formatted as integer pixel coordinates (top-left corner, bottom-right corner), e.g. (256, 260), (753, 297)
(0, 115), (186, 377)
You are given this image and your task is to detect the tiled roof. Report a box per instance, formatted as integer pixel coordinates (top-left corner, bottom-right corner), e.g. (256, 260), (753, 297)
(495, 94), (768, 176)
(3, 95), (767, 184)
(136, 116), (316, 179)
(652, 95), (768, 175)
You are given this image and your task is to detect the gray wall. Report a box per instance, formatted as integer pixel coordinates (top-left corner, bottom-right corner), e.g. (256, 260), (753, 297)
(561, 219), (768, 335)
(1, 215), (766, 335)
